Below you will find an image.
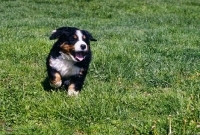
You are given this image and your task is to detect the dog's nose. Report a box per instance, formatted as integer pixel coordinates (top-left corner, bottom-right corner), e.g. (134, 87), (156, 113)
(80, 44), (86, 50)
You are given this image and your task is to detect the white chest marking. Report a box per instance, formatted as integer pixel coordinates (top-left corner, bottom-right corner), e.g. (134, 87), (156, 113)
(50, 54), (80, 78)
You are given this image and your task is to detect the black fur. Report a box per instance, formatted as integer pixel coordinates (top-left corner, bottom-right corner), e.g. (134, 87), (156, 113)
(46, 26), (96, 95)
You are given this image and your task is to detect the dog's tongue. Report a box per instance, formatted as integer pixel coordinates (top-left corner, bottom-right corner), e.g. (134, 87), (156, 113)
(75, 52), (84, 61)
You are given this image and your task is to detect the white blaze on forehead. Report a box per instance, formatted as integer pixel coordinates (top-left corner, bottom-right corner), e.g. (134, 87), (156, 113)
(76, 30), (84, 41)
(74, 30), (87, 52)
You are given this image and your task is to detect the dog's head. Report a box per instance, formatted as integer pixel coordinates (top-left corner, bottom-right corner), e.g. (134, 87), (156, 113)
(50, 27), (97, 62)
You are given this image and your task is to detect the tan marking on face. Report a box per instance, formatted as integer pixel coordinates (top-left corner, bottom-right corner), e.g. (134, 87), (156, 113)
(50, 72), (61, 85)
(73, 35), (78, 39)
(60, 43), (75, 54)
(83, 35), (86, 39)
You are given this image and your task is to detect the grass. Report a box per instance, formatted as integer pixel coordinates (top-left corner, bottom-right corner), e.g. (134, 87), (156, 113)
(0, 0), (200, 134)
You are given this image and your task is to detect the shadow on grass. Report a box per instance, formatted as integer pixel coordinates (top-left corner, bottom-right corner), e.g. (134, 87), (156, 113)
(41, 77), (53, 92)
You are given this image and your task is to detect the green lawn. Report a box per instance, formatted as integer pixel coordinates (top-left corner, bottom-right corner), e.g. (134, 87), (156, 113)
(0, 0), (200, 134)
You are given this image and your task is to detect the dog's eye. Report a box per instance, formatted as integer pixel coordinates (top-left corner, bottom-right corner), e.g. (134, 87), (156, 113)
(73, 35), (77, 39)
(82, 35), (86, 40)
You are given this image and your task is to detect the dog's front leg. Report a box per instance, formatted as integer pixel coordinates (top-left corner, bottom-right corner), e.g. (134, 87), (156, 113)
(48, 70), (62, 88)
(67, 68), (87, 96)
(67, 83), (79, 96)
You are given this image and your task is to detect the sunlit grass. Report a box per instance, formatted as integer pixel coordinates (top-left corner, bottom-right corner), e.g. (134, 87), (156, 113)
(0, 0), (200, 134)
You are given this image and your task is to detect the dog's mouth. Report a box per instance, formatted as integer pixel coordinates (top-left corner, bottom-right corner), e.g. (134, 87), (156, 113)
(72, 51), (87, 61)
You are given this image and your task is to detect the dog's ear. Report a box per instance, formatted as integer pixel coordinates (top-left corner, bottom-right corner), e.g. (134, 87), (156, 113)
(49, 27), (69, 40)
(83, 30), (97, 41)
(49, 30), (61, 40)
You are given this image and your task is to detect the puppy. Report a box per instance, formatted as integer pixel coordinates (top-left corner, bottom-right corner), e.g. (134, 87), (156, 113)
(46, 26), (97, 96)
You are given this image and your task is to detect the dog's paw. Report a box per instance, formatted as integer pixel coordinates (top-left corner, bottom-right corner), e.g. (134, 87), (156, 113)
(67, 89), (79, 96)
(67, 83), (79, 96)
(50, 81), (62, 88)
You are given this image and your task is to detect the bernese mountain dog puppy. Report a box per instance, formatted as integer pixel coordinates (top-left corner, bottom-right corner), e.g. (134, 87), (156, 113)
(46, 26), (97, 96)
